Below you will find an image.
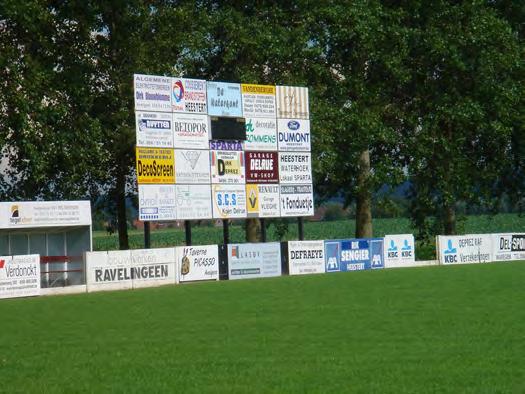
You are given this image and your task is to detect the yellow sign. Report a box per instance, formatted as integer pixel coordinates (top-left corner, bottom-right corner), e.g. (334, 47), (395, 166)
(241, 84), (275, 95)
(246, 184), (259, 215)
(136, 147), (175, 184)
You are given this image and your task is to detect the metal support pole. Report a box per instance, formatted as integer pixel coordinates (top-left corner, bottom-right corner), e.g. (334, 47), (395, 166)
(298, 217), (304, 241)
(144, 221), (151, 249)
(260, 218), (267, 242)
(184, 220), (192, 246)
(222, 219), (230, 245)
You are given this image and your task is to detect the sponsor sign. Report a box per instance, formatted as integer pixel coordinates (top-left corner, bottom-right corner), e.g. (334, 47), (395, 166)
(244, 118), (278, 151)
(246, 184), (280, 218)
(210, 151), (245, 184)
(134, 74), (171, 112)
(212, 184), (247, 219)
(241, 84), (276, 118)
(288, 241), (325, 275)
(228, 242), (281, 280)
(138, 184), (177, 221)
(172, 113), (209, 150)
(324, 238), (384, 272)
(0, 254), (40, 299)
(280, 184), (314, 217)
(175, 149), (211, 184)
(207, 81), (243, 117)
(437, 235), (492, 265)
(277, 119), (311, 152)
(175, 185), (212, 220)
(171, 77), (207, 113)
(176, 245), (219, 282)
(86, 250), (133, 292)
(209, 140), (244, 151)
(245, 152), (279, 184)
(276, 85), (309, 119)
(131, 248), (176, 289)
(279, 152), (312, 184)
(491, 233), (525, 262)
(136, 147), (175, 184)
(135, 111), (173, 148)
(384, 234), (416, 268)
(0, 201), (92, 229)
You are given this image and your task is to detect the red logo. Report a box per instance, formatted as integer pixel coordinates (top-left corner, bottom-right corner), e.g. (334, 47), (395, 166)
(0, 259), (5, 269)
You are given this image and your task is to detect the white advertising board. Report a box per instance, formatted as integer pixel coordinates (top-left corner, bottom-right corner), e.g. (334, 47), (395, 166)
(171, 77), (207, 113)
(135, 111), (173, 148)
(175, 185), (212, 220)
(131, 248), (176, 289)
(212, 184), (247, 219)
(0, 254), (40, 299)
(176, 245), (219, 283)
(228, 242), (281, 280)
(246, 184), (280, 218)
(244, 118), (278, 151)
(279, 152), (312, 184)
(277, 119), (311, 151)
(210, 151), (245, 184)
(491, 233), (525, 262)
(172, 113), (209, 150)
(86, 250), (133, 292)
(276, 86), (309, 119)
(138, 185), (177, 221)
(437, 234), (493, 265)
(280, 184), (314, 217)
(383, 234), (416, 268)
(288, 241), (325, 275)
(175, 149), (211, 184)
(207, 81), (243, 117)
(241, 84), (276, 118)
(0, 201), (92, 229)
(134, 74), (172, 112)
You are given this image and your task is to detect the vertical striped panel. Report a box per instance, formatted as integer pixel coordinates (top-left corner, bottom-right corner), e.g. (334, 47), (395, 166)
(276, 86), (309, 119)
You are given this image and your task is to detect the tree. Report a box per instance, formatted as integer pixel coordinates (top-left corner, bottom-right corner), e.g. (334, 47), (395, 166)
(308, 3), (410, 238)
(403, 1), (523, 237)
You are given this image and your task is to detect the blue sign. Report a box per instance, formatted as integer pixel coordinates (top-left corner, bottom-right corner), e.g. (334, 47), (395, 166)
(324, 238), (384, 272)
(207, 82), (243, 117)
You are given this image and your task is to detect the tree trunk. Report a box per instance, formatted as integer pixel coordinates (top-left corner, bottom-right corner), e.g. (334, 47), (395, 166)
(443, 204), (456, 235)
(355, 148), (373, 238)
(245, 218), (261, 242)
(116, 171), (129, 250)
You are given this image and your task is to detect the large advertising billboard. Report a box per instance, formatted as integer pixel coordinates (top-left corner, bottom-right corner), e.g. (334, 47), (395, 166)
(246, 184), (280, 218)
(135, 147), (175, 184)
(0, 254), (40, 299)
(207, 81), (243, 117)
(492, 233), (525, 262)
(171, 77), (207, 114)
(288, 241), (325, 275)
(172, 113), (209, 149)
(134, 74), (172, 112)
(135, 111), (173, 148)
(437, 235), (492, 265)
(325, 238), (384, 272)
(277, 119), (311, 152)
(280, 184), (314, 217)
(241, 84), (276, 118)
(212, 184), (247, 219)
(245, 152), (279, 184)
(176, 245), (219, 282)
(384, 234), (416, 268)
(210, 151), (245, 184)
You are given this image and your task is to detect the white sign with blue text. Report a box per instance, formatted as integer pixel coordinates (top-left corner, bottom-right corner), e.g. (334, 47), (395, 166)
(134, 74), (172, 112)
(437, 235), (492, 265)
(384, 234), (416, 268)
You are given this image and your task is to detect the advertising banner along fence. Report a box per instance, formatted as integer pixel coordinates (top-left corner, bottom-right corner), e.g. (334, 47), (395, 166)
(176, 245), (219, 282)
(492, 233), (525, 262)
(325, 238), (384, 272)
(437, 235), (492, 265)
(288, 240), (325, 275)
(384, 234), (416, 268)
(0, 254), (40, 299)
(227, 242), (282, 280)
(130, 248), (176, 289)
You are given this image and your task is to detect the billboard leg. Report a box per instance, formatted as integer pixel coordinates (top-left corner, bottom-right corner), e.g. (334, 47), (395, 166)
(260, 218), (267, 242)
(298, 217), (304, 241)
(223, 219), (229, 245)
(144, 222), (151, 249)
(185, 220), (192, 246)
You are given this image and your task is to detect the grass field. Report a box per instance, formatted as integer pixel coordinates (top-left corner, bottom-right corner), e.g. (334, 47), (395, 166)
(93, 213), (525, 260)
(1, 262), (524, 393)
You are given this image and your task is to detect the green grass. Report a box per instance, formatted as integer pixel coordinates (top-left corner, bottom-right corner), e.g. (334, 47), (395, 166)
(1, 262), (524, 393)
(93, 213), (525, 260)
